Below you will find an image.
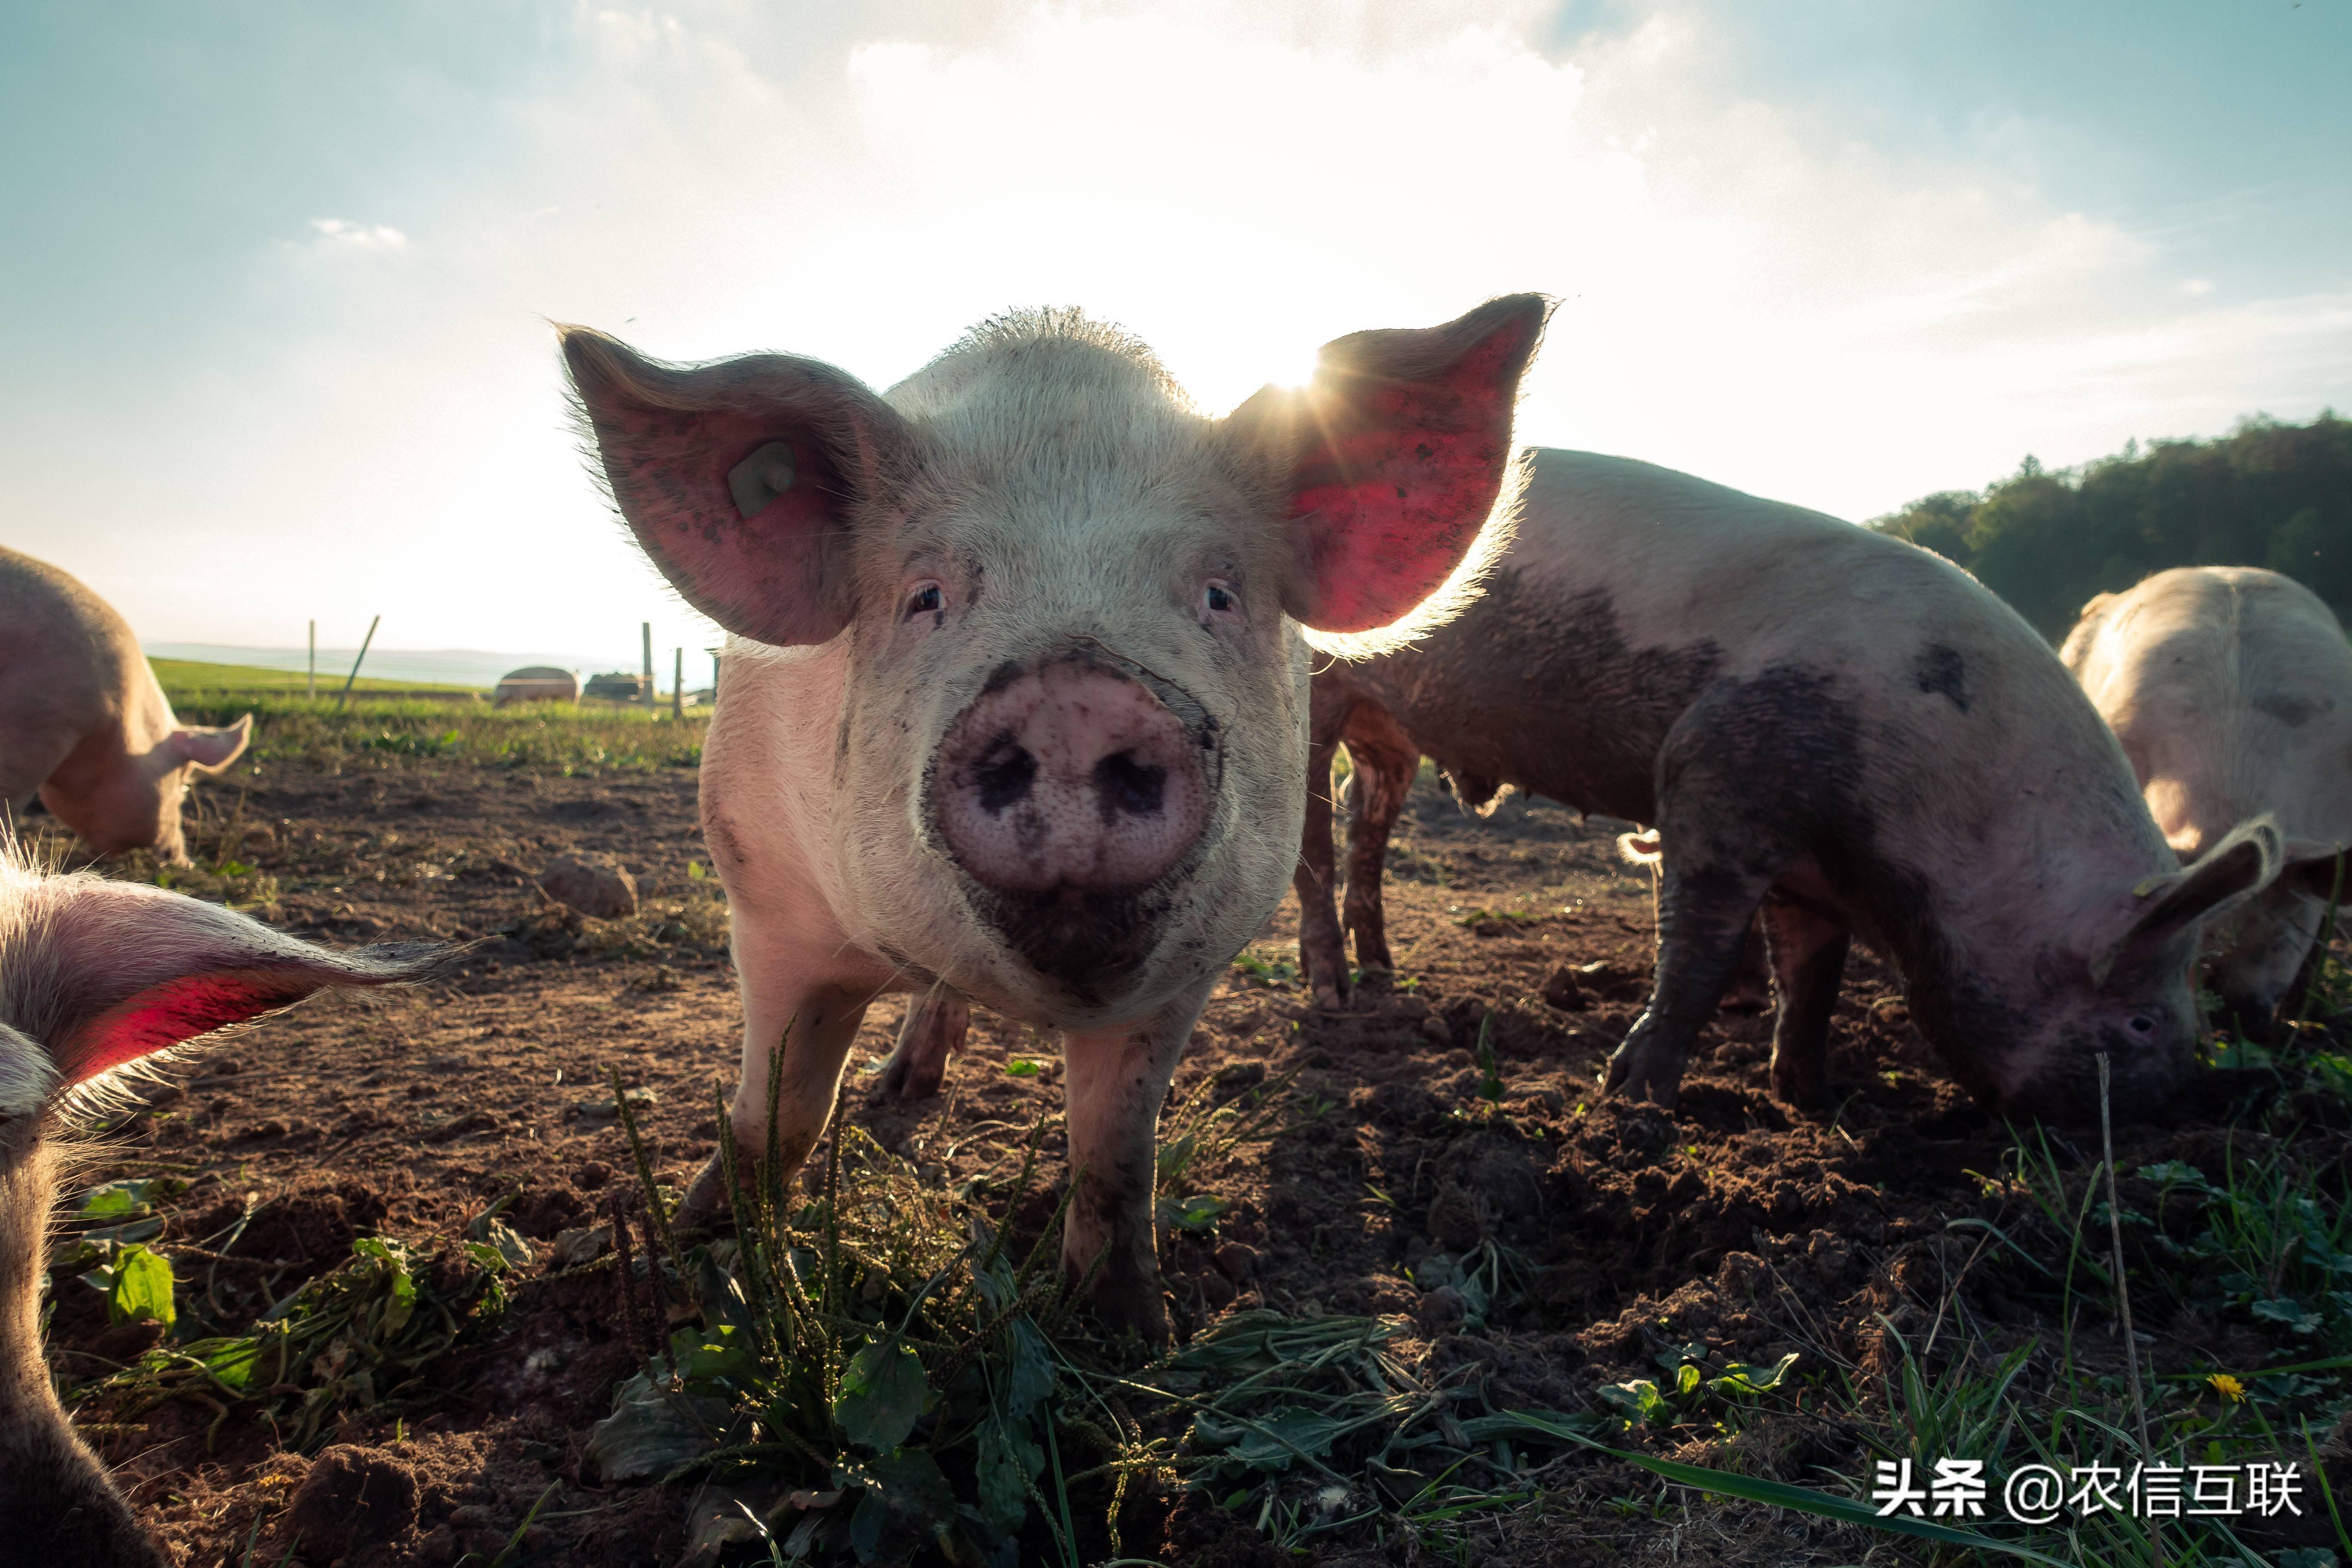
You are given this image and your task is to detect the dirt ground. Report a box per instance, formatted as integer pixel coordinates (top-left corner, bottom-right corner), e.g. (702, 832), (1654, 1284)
(37, 751), (2345, 1567)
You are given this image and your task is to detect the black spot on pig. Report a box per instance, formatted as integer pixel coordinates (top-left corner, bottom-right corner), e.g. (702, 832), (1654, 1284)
(1330, 576), (1723, 825)
(1911, 644), (1970, 714)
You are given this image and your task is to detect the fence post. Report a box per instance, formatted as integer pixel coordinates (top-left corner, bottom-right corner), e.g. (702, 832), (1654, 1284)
(672, 648), (684, 720)
(641, 622), (655, 710)
(335, 616), (380, 711)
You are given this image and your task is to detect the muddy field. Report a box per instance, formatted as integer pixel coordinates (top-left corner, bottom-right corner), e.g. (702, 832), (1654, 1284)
(36, 748), (2352, 1567)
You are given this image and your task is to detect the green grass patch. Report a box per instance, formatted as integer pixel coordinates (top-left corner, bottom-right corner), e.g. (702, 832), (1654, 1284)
(165, 693), (706, 774)
(151, 657), (480, 695)
(61, 1190), (521, 1451)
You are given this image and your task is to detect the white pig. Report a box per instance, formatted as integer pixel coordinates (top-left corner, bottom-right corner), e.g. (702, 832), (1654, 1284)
(0, 548), (252, 865)
(562, 299), (1547, 1338)
(0, 846), (445, 1567)
(1286, 450), (2286, 1122)
(2062, 567), (2352, 1019)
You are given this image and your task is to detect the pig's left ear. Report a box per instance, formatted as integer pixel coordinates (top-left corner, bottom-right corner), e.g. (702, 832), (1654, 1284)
(171, 714), (251, 775)
(22, 874), (450, 1088)
(1225, 294), (1552, 635)
(2092, 817), (2285, 987)
(560, 326), (915, 649)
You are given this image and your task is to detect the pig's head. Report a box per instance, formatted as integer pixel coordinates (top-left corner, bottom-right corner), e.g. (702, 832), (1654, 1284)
(0, 847), (446, 1567)
(1955, 818), (2288, 1122)
(41, 711), (252, 865)
(565, 298), (1546, 1025)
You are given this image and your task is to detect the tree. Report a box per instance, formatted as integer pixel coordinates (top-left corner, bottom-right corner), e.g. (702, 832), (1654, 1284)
(1868, 412), (2352, 637)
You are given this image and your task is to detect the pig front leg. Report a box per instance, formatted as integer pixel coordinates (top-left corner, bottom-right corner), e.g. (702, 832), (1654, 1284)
(1340, 717), (1420, 980)
(1295, 702), (1351, 1006)
(877, 983), (970, 1101)
(681, 966), (875, 1221)
(1060, 977), (1213, 1345)
(1604, 861), (1771, 1106)
(1760, 894), (1850, 1109)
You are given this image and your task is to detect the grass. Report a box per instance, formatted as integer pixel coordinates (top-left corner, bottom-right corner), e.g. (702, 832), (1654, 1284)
(585, 1032), (1630, 1566)
(163, 692), (707, 774)
(151, 657), (482, 696)
(1621, 950), (2352, 1568)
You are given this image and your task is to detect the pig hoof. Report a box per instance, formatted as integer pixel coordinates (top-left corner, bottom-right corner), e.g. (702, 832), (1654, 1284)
(1602, 1052), (1683, 1109)
(677, 1155), (736, 1223)
(877, 1050), (944, 1102)
(1770, 1071), (1829, 1112)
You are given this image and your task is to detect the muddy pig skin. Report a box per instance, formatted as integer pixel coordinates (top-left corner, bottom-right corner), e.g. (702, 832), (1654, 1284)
(1289, 449), (2287, 1123)
(2062, 567), (2352, 1020)
(0, 847), (446, 1568)
(562, 298), (1549, 1340)
(0, 548), (252, 865)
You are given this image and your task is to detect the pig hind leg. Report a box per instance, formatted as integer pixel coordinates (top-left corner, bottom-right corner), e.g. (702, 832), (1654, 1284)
(1760, 894), (1850, 1109)
(878, 983), (970, 1101)
(1603, 857), (1773, 1106)
(1338, 707), (1420, 979)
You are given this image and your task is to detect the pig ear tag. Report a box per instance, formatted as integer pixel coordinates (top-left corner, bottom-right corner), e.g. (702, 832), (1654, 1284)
(728, 442), (799, 520)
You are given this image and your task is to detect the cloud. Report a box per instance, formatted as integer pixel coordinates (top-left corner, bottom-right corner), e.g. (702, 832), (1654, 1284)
(307, 217), (407, 249)
(6, 1), (2345, 652)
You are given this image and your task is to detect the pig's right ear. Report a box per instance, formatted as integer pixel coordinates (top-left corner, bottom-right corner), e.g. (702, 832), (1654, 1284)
(24, 876), (450, 1089)
(2283, 839), (2351, 902)
(1223, 294), (1551, 640)
(560, 327), (914, 648)
(2092, 817), (2285, 987)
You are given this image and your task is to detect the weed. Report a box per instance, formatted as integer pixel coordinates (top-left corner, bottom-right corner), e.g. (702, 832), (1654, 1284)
(67, 1221), (515, 1451)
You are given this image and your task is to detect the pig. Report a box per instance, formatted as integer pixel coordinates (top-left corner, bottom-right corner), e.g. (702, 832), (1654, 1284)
(0, 845), (445, 1567)
(2061, 566), (2352, 1020)
(560, 297), (1549, 1339)
(1286, 449), (2287, 1122)
(0, 548), (252, 865)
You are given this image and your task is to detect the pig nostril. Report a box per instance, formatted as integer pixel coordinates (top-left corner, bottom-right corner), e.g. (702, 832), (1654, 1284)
(974, 742), (1037, 814)
(1095, 751), (1166, 818)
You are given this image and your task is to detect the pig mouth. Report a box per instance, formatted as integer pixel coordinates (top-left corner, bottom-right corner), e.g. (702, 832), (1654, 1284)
(925, 644), (1223, 1007)
(959, 882), (1186, 1007)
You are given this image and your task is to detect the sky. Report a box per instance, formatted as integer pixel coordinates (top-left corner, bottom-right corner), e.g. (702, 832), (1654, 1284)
(3, 0), (2346, 668)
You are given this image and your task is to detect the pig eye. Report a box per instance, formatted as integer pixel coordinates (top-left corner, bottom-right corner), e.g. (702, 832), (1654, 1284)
(2126, 1013), (2157, 1037)
(904, 582), (945, 620)
(1200, 580), (1239, 619)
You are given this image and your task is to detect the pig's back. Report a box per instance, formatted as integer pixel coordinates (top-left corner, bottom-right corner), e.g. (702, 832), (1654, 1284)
(0, 549), (131, 732)
(1342, 449), (2124, 836)
(2067, 567), (2352, 849)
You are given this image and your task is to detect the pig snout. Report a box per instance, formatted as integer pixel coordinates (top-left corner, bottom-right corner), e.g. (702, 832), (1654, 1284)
(936, 655), (1212, 897)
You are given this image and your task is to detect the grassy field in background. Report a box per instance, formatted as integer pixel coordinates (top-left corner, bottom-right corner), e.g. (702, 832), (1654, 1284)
(165, 692), (707, 774)
(150, 656), (483, 695)
(154, 654), (706, 774)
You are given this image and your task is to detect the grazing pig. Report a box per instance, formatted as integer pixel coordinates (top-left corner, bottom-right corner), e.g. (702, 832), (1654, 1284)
(562, 297), (1548, 1338)
(1292, 449), (2288, 1122)
(0, 847), (444, 1568)
(2061, 567), (2352, 1019)
(0, 548), (252, 865)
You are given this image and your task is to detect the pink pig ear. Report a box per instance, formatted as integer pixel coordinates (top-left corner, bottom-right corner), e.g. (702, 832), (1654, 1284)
(24, 875), (450, 1087)
(560, 327), (915, 648)
(1228, 294), (1552, 636)
(170, 714), (251, 774)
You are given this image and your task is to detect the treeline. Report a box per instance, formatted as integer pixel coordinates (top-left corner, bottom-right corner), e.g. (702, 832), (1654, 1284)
(1870, 412), (2352, 637)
